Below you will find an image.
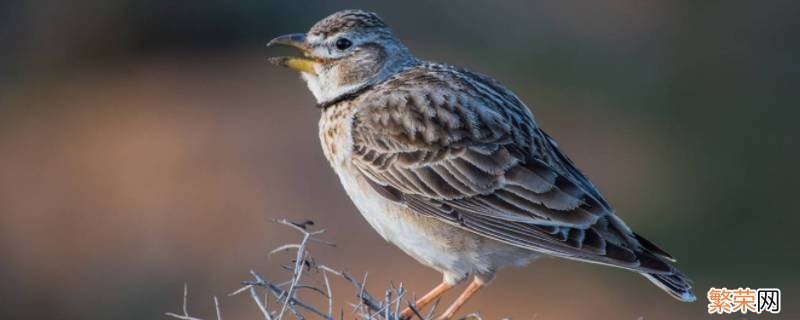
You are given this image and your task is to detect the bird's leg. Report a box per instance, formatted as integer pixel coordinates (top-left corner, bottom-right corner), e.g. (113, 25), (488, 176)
(400, 282), (454, 320)
(436, 277), (484, 320)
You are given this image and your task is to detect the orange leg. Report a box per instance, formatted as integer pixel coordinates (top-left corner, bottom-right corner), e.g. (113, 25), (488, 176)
(437, 278), (484, 320)
(400, 282), (454, 320)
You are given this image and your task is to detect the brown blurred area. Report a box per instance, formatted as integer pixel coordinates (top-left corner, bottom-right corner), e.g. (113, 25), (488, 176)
(1, 1), (798, 319)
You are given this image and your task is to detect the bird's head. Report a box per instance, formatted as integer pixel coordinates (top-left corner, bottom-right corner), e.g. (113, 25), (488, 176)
(268, 10), (416, 103)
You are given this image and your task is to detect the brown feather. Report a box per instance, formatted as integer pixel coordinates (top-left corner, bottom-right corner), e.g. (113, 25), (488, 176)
(350, 62), (682, 275)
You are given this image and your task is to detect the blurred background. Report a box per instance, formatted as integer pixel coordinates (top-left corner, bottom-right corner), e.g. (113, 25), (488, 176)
(1, 1), (798, 319)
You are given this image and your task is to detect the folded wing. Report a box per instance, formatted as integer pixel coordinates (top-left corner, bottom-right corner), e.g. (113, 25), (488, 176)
(350, 65), (676, 274)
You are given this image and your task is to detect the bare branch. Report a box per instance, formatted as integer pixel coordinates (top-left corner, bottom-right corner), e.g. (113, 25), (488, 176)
(269, 244), (302, 256)
(323, 269), (333, 318)
(245, 272), (332, 319)
(183, 283), (189, 316)
(250, 286), (273, 320)
(213, 296), (222, 320)
(165, 284), (206, 320)
(166, 218), (485, 320)
(165, 313), (206, 320)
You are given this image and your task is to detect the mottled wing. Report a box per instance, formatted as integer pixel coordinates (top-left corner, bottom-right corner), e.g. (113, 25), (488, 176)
(350, 65), (675, 274)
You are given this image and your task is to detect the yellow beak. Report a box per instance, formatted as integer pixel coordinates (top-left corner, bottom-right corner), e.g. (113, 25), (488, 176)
(267, 33), (319, 76)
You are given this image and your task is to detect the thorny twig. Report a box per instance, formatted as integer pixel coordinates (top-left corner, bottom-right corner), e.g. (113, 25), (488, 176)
(243, 270), (331, 319)
(167, 218), (468, 320)
(270, 219), (326, 319)
(165, 284), (222, 320)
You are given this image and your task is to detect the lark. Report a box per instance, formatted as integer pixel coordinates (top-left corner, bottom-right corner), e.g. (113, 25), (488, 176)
(268, 10), (694, 319)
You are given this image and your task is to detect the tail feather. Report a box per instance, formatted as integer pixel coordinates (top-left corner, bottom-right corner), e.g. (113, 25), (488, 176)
(632, 232), (694, 302)
(642, 269), (696, 302)
(634, 232), (675, 262)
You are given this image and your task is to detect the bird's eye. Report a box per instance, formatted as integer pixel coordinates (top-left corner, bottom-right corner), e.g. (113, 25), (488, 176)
(335, 38), (352, 50)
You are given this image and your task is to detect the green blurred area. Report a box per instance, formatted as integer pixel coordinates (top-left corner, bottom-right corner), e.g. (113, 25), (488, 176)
(1, 1), (798, 319)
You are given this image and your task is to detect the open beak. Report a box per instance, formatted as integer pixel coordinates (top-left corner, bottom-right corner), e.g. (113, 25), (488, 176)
(267, 33), (319, 76)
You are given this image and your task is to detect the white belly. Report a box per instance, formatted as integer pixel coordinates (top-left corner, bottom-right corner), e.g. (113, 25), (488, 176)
(333, 164), (466, 273)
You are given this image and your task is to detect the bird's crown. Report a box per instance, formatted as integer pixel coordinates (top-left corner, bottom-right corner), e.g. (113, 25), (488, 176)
(309, 10), (388, 38)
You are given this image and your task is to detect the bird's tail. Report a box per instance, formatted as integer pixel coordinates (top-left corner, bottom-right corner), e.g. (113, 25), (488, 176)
(641, 269), (696, 302)
(629, 231), (695, 302)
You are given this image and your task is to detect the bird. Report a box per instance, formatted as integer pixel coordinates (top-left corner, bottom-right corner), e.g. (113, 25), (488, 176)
(267, 9), (695, 320)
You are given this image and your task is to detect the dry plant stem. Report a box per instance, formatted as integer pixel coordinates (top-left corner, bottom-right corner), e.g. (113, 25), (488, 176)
(273, 219), (326, 320)
(369, 285), (408, 319)
(250, 286), (273, 320)
(168, 218), (484, 320)
(424, 299), (441, 320)
(394, 283), (406, 316)
(323, 269), (333, 317)
(165, 284), (222, 320)
(400, 282), (453, 319)
(243, 270), (332, 319)
(319, 265), (385, 313)
(213, 296), (222, 320)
